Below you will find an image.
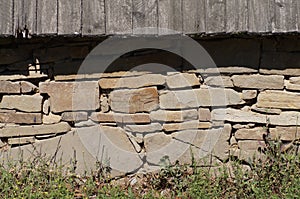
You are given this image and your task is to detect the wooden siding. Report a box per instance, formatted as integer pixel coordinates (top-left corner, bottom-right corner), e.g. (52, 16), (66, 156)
(0, 0), (299, 36)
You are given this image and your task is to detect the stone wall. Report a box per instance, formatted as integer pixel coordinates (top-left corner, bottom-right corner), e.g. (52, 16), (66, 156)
(0, 35), (299, 175)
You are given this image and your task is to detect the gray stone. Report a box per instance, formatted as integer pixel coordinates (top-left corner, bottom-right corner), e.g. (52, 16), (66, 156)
(199, 108), (211, 121)
(257, 90), (300, 110)
(99, 74), (165, 89)
(242, 90), (257, 100)
(0, 112), (42, 124)
(268, 112), (300, 126)
(269, 127), (300, 141)
(163, 121), (211, 132)
(212, 108), (267, 124)
(166, 73), (200, 89)
(235, 127), (267, 140)
(8, 137), (35, 145)
(61, 112), (88, 122)
(39, 81), (99, 113)
(74, 120), (97, 127)
(0, 122), (71, 137)
(150, 109), (198, 122)
(232, 75), (284, 89)
(0, 94), (43, 112)
(0, 81), (20, 93)
(124, 123), (162, 133)
(144, 133), (172, 153)
(159, 88), (244, 109)
(204, 76), (233, 87)
(238, 140), (266, 151)
(20, 81), (38, 93)
(110, 87), (159, 113)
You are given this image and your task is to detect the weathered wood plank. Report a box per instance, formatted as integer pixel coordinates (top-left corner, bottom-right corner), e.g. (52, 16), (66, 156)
(82, 0), (105, 35)
(37, 0), (57, 34)
(132, 0), (158, 34)
(58, 0), (81, 35)
(106, 0), (133, 34)
(248, 0), (273, 32)
(14, 0), (37, 36)
(183, 0), (206, 34)
(273, 0), (298, 32)
(205, 0), (226, 33)
(226, 0), (248, 32)
(158, 0), (182, 34)
(0, 0), (13, 35)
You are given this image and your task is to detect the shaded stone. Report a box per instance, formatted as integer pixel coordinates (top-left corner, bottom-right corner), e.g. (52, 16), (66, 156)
(166, 73), (200, 89)
(199, 108), (211, 121)
(128, 136), (142, 153)
(150, 109), (198, 122)
(251, 105), (281, 115)
(242, 90), (257, 100)
(0, 122), (71, 137)
(144, 133), (172, 153)
(99, 74), (165, 89)
(235, 127), (267, 140)
(20, 81), (38, 93)
(61, 112), (88, 122)
(0, 112), (42, 124)
(124, 123), (162, 133)
(285, 81), (300, 91)
(110, 87), (159, 113)
(0, 74), (47, 81)
(90, 112), (150, 124)
(159, 88), (244, 109)
(269, 112), (300, 126)
(0, 81), (20, 93)
(43, 113), (61, 124)
(204, 76), (233, 87)
(257, 90), (300, 110)
(204, 67), (258, 74)
(289, 77), (300, 84)
(100, 94), (109, 113)
(163, 121), (211, 132)
(238, 140), (266, 151)
(39, 81), (99, 113)
(269, 127), (300, 141)
(232, 123), (255, 129)
(232, 75), (284, 89)
(43, 99), (50, 115)
(74, 120), (97, 127)
(212, 108), (267, 124)
(8, 137), (35, 145)
(0, 94), (43, 112)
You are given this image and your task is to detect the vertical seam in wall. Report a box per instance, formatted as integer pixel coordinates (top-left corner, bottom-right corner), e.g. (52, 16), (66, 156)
(56, 0), (59, 34)
(181, 0), (183, 34)
(131, 0), (133, 34)
(224, 0), (227, 32)
(103, 0), (107, 34)
(156, 0), (159, 34)
(35, 0), (38, 34)
(80, 0), (83, 35)
(12, 0), (15, 35)
(246, 0), (250, 32)
(204, 0), (207, 33)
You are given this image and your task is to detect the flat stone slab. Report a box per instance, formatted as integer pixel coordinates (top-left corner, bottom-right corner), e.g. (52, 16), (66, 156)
(150, 109), (198, 122)
(0, 112), (42, 124)
(232, 74), (284, 89)
(90, 112), (150, 124)
(166, 73), (200, 89)
(0, 94), (43, 112)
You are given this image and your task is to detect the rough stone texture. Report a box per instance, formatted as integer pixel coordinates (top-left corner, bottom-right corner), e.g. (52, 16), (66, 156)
(99, 74), (165, 89)
(199, 108), (211, 121)
(110, 87), (159, 113)
(285, 81), (300, 91)
(269, 127), (300, 141)
(20, 81), (38, 93)
(43, 99), (50, 115)
(257, 90), (300, 110)
(238, 140), (266, 151)
(232, 75), (284, 89)
(39, 81), (100, 113)
(8, 137), (35, 145)
(242, 90), (257, 100)
(289, 77), (300, 84)
(0, 94), (43, 112)
(43, 113), (62, 124)
(61, 112), (88, 122)
(90, 112), (150, 124)
(269, 112), (300, 126)
(159, 88), (244, 109)
(202, 67), (257, 74)
(232, 123), (255, 129)
(204, 76), (233, 87)
(0, 122), (71, 137)
(144, 133), (172, 153)
(163, 121), (211, 132)
(100, 95), (110, 113)
(0, 112), (42, 124)
(212, 108), (267, 124)
(166, 73), (200, 89)
(251, 105), (281, 115)
(235, 127), (267, 140)
(150, 109), (198, 122)
(0, 81), (21, 93)
(124, 123), (162, 133)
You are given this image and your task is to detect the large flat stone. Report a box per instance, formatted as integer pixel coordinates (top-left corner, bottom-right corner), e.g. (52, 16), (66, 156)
(8, 137), (35, 145)
(269, 127), (300, 141)
(90, 112), (150, 124)
(124, 123), (162, 133)
(163, 121), (211, 132)
(110, 87), (158, 113)
(0, 81), (20, 93)
(268, 112), (300, 126)
(0, 112), (42, 124)
(204, 76), (233, 87)
(232, 75), (284, 89)
(212, 108), (267, 124)
(235, 127), (267, 140)
(0, 122), (71, 137)
(166, 73), (200, 89)
(39, 81), (99, 113)
(257, 90), (300, 110)
(238, 140), (266, 151)
(99, 74), (165, 89)
(159, 88), (244, 109)
(0, 94), (43, 112)
(150, 109), (198, 122)
(61, 111), (88, 122)
(144, 133), (172, 153)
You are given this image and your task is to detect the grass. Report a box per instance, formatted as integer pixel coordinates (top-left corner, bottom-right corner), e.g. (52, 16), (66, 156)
(0, 137), (299, 198)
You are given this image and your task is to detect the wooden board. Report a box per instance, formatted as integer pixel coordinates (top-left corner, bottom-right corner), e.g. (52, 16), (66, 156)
(226, 0), (248, 32)
(82, 0), (105, 35)
(0, 0), (13, 35)
(58, 0), (81, 35)
(106, 0), (133, 34)
(132, 0), (158, 34)
(14, 0), (37, 36)
(273, 0), (298, 32)
(37, 0), (57, 34)
(183, 0), (206, 34)
(205, 0), (226, 33)
(158, 0), (183, 34)
(248, 0), (273, 32)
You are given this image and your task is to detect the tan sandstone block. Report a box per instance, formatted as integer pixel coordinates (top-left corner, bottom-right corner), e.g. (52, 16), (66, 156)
(0, 94), (43, 112)
(232, 74), (284, 89)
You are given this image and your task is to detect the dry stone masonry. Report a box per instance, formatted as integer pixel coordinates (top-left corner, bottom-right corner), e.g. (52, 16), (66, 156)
(0, 36), (299, 175)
